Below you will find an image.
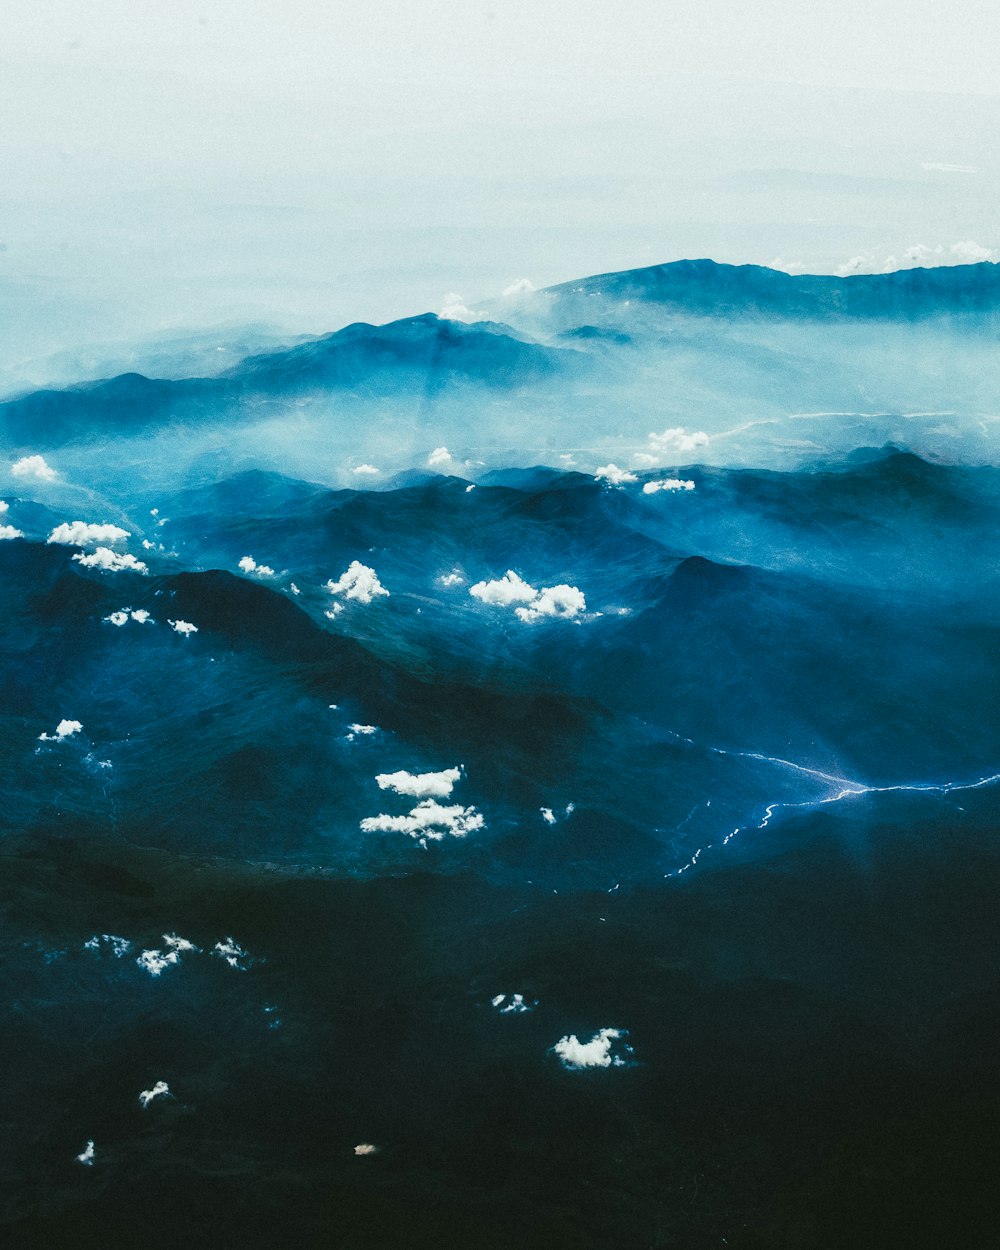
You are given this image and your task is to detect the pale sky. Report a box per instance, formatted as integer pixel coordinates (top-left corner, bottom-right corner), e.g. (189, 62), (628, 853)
(2, 1), (998, 370)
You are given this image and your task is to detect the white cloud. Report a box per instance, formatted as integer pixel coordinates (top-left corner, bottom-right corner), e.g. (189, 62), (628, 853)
(440, 293), (488, 323)
(76, 1140), (95, 1166)
(354, 1143), (379, 1156)
(326, 561), (389, 604)
(47, 521), (129, 547)
(469, 570), (538, 606)
(73, 548), (148, 574)
(950, 239), (995, 263)
(492, 993), (536, 1014)
(138, 1080), (171, 1109)
(347, 723), (378, 740)
(922, 162), (978, 174)
(0, 524), (24, 540)
(552, 1027), (633, 1070)
(540, 807), (556, 825)
(646, 427), (710, 459)
(11, 454), (56, 481)
(437, 571), (465, 587)
(471, 570), (586, 624)
(213, 937), (251, 970)
(38, 718), (83, 742)
(325, 604), (344, 620)
(290, 583), (301, 595)
(376, 766), (462, 799)
(515, 583), (586, 623)
(595, 463), (637, 486)
(84, 934), (132, 958)
(136, 948), (180, 976)
(643, 478), (695, 494)
(353, 463), (380, 476)
(168, 619), (198, 635)
(163, 933), (199, 954)
(0, 500), (7, 512)
(361, 799), (485, 840)
(428, 445), (452, 467)
(238, 555), (275, 577)
(465, 484), (475, 493)
(104, 608), (154, 627)
(502, 277), (536, 297)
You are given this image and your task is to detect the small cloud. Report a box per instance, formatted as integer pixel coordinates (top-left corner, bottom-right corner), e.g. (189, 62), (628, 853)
(168, 619), (198, 635)
(552, 1027), (633, 1070)
(11, 454), (56, 481)
(770, 257), (807, 275)
(465, 484), (476, 493)
(325, 604), (344, 620)
(136, 948), (180, 976)
(238, 555), (275, 577)
(595, 463), (637, 486)
(0, 500), (8, 512)
(646, 428), (710, 459)
(502, 277), (536, 297)
(440, 293), (488, 323)
(73, 548), (148, 574)
(138, 1080), (172, 1109)
(428, 446), (452, 468)
(515, 583), (586, 623)
(354, 1143), (380, 1156)
(492, 993), (536, 1014)
(921, 162), (978, 174)
(950, 239), (995, 263)
(347, 723), (378, 740)
(0, 524), (24, 540)
(38, 718), (83, 742)
(352, 463), (380, 476)
(163, 934), (199, 954)
(540, 807), (556, 825)
(84, 934), (132, 958)
(469, 570), (538, 606)
(290, 583), (301, 595)
(48, 521), (129, 546)
(104, 607), (154, 627)
(76, 1139), (96, 1166)
(376, 766), (462, 799)
(643, 478), (695, 494)
(213, 937), (252, 970)
(326, 561), (389, 605)
(559, 453), (577, 467)
(360, 799), (485, 840)
(437, 570), (465, 587)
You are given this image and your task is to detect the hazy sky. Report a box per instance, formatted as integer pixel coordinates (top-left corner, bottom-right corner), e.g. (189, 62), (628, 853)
(2, 1), (998, 370)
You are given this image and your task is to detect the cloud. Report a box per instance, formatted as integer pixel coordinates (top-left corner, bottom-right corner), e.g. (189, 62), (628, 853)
(922, 162), (978, 174)
(136, 933), (199, 976)
(440, 293), (488, 323)
(353, 463), (380, 476)
(0, 524), (24, 540)
(595, 463), (637, 486)
(346, 723), (378, 740)
(437, 571), (465, 587)
(469, 570), (538, 606)
(138, 1081), (172, 1109)
(470, 570), (587, 623)
(238, 555), (275, 576)
(360, 799), (485, 840)
(164, 934), (199, 953)
(643, 478), (695, 494)
(645, 428), (710, 459)
(326, 561), (389, 604)
(325, 605), (344, 620)
(376, 766), (462, 798)
(552, 1027), (633, 1070)
(76, 1140), (95, 1166)
(465, 484), (475, 493)
(502, 277), (536, 297)
(213, 937), (252, 970)
(38, 719), (83, 742)
(0, 500), (7, 512)
(492, 993), (536, 1013)
(950, 240), (995, 263)
(541, 807), (556, 825)
(84, 934), (132, 958)
(73, 548), (149, 574)
(428, 446), (452, 467)
(515, 583), (586, 622)
(47, 521), (129, 546)
(168, 619), (198, 634)
(354, 1143), (379, 1156)
(11, 454), (56, 481)
(103, 608), (154, 627)
(290, 583), (301, 595)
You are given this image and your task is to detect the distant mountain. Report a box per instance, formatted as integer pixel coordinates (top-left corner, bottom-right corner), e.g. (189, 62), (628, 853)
(0, 314), (582, 447)
(537, 257), (1000, 323)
